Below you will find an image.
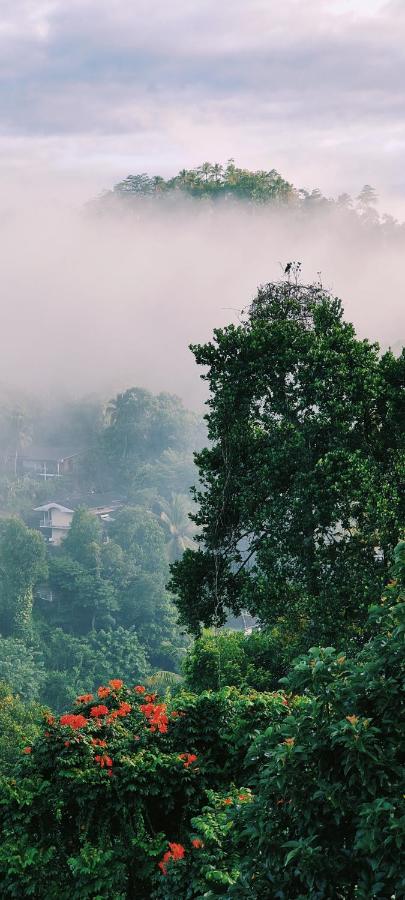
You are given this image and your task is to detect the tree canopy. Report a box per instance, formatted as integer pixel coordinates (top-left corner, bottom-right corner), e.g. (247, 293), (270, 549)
(170, 274), (405, 648)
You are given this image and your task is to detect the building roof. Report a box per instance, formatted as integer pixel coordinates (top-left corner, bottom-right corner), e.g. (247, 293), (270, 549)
(33, 502), (74, 513)
(18, 446), (83, 462)
(34, 493), (125, 515)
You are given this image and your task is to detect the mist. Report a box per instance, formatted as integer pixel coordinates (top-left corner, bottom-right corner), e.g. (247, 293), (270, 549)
(0, 182), (404, 410)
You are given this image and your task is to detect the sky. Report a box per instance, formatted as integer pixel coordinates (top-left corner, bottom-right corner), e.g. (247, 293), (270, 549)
(0, 0), (404, 211)
(0, 0), (404, 409)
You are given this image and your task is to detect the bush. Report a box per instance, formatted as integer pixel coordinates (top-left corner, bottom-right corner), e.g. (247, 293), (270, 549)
(183, 625), (308, 693)
(0, 682), (292, 898)
(159, 543), (405, 899)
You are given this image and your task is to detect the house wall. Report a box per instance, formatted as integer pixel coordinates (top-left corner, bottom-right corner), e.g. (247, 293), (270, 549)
(51, 509), (74, 530)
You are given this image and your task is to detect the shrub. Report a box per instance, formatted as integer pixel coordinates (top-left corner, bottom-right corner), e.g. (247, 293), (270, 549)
(0, 682), (291, 898)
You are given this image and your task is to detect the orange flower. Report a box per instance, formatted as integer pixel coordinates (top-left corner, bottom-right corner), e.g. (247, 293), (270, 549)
(140, 702), (169, 733)
(60, 714), (88, 730)
(45, 714), (55, 726)
(223, 798), (233, 805)
(134, 685), (146, 694)
(178, 753), (198, 769)
(109, 679), (123, 691)
(346, 715), (359, 726)
(191, 838), (204, 849)
(238, 794), (250, 802)
(144, 693), (157, 703)
(168, 843), (185, 860)
(158, 851), (172, 875)
(282, 738), (295, 747)
(76, 693), (93, 704)
(91, 738), (107, 747)
(97, 686), (111, 699)
(23, 746), (32, 754)
(90, 705), (109, 718)
(94, 754), (113, 768)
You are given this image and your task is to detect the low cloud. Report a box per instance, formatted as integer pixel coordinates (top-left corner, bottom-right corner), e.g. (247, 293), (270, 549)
(0, 187), (403, 409)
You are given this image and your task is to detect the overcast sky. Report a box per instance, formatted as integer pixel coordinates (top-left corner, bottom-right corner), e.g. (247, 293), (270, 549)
(0, 0), (404, 211)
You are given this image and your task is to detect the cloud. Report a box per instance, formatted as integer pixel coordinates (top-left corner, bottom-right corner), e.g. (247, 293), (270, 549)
(0, 1), (404, 210)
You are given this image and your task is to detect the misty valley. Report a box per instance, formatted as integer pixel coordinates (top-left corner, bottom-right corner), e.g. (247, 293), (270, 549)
(0, 165), (404, 898)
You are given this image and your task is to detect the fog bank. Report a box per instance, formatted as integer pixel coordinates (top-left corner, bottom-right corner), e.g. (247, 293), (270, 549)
(0, 186), (404, 409)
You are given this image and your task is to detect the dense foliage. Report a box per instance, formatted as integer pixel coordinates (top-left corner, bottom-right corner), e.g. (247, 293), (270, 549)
(0, 271), (403, 897)
(0, 681), (294, 898)
(0, 386), (199, 708)
(170, 275), (405, 652)
(0, 545), (403, 897)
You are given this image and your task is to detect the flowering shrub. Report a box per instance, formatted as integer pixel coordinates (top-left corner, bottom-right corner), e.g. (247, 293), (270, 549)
(0, 683), (289, 898)
(1, 544), (403, 898)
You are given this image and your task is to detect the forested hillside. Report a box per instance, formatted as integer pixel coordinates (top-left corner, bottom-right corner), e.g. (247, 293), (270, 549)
(98, 161), (403, 239)
(0, 387), (203, 710)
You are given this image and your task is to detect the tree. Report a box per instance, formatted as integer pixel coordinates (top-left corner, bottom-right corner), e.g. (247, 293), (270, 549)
(48, 554), (117, 634)
(0, 639), (45, 700)
(157, 493), (196, 562)
(0, 683), (43, 774)
(63, 508), (102, 568)
(103, 388), (192, 487)
(0, 517), (48, 636)
(169, 276), (405, 646)
(182, 626), (307, 693)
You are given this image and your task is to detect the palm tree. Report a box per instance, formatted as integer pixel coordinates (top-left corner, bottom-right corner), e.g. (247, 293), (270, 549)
(155, 493), (197, 562)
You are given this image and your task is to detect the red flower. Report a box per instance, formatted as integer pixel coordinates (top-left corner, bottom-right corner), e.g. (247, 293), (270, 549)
(223, 798), (233, 805)
(191, 838), (204, 849)
(60, 714), (88, 730)
(64, 741), (70, 748)
(238, 794), (250, 802)
(144, 693), (157, 703)
(134, 685), (146, 694)
(157, 844), (185, 875)
(158, 851), (172, 875)
(45, 714), (55, 725)
(94, 753), (113, 768)
(90, 705), (109, 718)
(23, 746), (32, 754)
(109, 679), (123, 690)
(140, 702), (169, 734)
(91, 738), (107, 747)
(168, 843), (185, 860)
(178, 753), (198, 769)
(76, 693), (93, 704)
(97, 686), (111, 699)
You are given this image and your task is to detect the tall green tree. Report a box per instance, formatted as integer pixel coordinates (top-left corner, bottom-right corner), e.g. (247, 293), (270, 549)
(0, 518), (47, 636)
(169, 276), (405, 647)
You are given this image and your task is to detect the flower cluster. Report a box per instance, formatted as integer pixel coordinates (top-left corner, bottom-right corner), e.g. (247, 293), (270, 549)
(97, 686), (111, 699)
(109, 679), (124, 690)
(140, 702), (169, 734)
(134, 685), (146, 694)
(191, 838), (204, 849)
(76, 693), (93, 704)
(90, 705), (109, 718)
(94, 753), (113, 770)
(108, 701), (132, 722)
(60, 714), (88, 730)
(178, 753), (197, 769)
(158, 842), (185, 875)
